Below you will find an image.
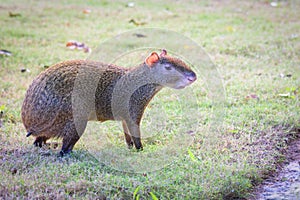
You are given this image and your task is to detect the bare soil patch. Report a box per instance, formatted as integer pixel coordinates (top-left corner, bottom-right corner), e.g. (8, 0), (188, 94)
(252, 127), (300, 200)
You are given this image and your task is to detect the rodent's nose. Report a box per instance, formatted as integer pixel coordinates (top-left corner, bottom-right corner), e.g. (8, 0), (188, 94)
(186, 71), (197, 82)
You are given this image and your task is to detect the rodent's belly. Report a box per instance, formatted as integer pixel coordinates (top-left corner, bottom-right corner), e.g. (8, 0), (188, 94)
(87, 111), (109, 122)
(96, 115), (115, 122)
(88, 109), (114, 122)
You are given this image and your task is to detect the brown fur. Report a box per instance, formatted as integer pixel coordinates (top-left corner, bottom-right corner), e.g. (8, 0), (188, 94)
(21, 51), (196, 155)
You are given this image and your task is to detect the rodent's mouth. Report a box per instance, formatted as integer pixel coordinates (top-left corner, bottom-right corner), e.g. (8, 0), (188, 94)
(187, 76), (196, 83)
(175, 77), (196, 89)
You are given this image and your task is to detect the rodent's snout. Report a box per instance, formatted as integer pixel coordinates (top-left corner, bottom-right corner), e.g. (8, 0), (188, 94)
(186, 71), (197, 83)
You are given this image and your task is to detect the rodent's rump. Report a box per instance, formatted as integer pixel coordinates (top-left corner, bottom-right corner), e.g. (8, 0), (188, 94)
(21, 49), (197, 156)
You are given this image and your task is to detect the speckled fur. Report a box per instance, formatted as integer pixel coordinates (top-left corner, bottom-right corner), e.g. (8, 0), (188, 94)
(21, 52), (196, 155)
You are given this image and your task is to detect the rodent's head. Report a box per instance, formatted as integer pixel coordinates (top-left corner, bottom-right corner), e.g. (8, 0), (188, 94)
(145, 49), (197, 89)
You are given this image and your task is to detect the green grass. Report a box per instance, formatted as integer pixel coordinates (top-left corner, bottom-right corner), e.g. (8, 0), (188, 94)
(0, 0), (300, 199)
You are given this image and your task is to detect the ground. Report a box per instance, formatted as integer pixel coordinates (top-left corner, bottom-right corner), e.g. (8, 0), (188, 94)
(0, 0), (299, 199)
(253, 129), (300, 199)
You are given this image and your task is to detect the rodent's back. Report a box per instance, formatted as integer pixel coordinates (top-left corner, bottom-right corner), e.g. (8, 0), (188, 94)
(22, 50), (197, 154)
(21, 60), (125, 136)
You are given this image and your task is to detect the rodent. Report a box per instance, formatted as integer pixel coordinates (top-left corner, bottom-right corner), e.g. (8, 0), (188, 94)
(21, 49), (197, 156)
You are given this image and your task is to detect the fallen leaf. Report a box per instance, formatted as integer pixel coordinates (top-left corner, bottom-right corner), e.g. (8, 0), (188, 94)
(133, 33), (146, 38)
(279, 73), (292, 78)
(83, 47), (91, 53)
(164, 8), (175, 16)
(129, 19), (147, 26)
(20, 68), (30, 73)
(246, 94), (259, 100)
(10, 167), (17, 175)
(0, 49), (12, 56)
(289, 34), (299, 40)
(66, 40), (91, 53)
(270, 2), (278, 7)
(9, 12), (21, 17)
(186, 130), (195, 136)
(83, 9), (91, 14)
(126, 2), (135, 7)
(183, 45), (195, 50)
(226, 26), (236, 33)
(278, 93), (290, 98)
(66, 40), (79, 48)
(75, 43), (85, 50)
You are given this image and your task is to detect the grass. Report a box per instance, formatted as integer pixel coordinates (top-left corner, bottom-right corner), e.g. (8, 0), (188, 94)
(0, 0), (299, 199)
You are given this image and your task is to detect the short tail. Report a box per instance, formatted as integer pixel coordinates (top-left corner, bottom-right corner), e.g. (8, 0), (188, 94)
(26, 132), (33, 137)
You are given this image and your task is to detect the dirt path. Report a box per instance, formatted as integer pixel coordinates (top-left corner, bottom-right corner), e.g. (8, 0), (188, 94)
(253, 137), (300, 200)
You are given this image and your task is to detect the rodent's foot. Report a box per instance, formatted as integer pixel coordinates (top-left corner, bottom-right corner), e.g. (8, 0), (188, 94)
(136, 146), (143, 152)
(58, 151), (65, 157)
(59, 149), (72, 157)
(33, 136), (49, 148)
(132, 137), (143, 151)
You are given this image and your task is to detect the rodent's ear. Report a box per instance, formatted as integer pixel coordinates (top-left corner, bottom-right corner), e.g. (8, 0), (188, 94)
(145, 52), (159, 66)
(160, 49), (167, 57)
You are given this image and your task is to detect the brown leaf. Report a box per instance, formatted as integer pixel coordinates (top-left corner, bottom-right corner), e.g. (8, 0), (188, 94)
(133, 33), (147, 38)
(10, 167), (17, 175)
(9, 12), (21, 17)
(129, 19), (147, 26)
(246, 94), (259, 100)
(66, 40), (91, 53)
(83, 9), (91, 14)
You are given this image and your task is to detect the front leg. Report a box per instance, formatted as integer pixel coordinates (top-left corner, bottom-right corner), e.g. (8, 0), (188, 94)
(33, 136), (49, 147)
(124, 120), (143, 150)
(122, 120), (133, 148)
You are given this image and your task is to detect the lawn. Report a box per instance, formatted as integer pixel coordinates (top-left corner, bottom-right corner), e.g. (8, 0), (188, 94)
(0, 0), (299, 199)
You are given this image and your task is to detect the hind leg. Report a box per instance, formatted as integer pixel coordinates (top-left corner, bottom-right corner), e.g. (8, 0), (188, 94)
(59, 121), (86, 156)
(33, 136), (49, 147)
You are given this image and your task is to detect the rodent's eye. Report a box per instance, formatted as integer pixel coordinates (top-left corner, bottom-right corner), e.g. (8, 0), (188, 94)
(164, 65), (172, 70)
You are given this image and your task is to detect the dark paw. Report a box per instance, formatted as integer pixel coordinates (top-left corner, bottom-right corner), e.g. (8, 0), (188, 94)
(33, 136), (48, 148)
(33, 140), (44, 148)
(59, 149), (72, 157)
(136, 146), (143, 152)
(33, 140), (42, 148)
(132, 137), (143, 151)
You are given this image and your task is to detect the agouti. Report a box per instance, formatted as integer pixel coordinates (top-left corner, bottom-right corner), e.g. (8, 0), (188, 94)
(21, 49), (197, 156)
